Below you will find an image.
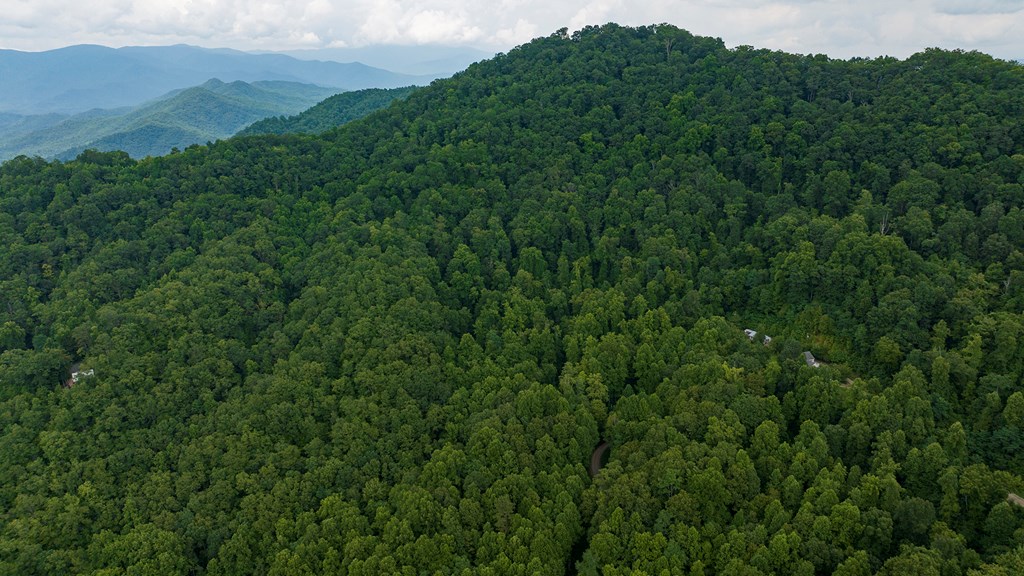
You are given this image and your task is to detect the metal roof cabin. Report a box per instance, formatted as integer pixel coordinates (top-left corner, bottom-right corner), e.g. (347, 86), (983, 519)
(803, 351), (821, 368)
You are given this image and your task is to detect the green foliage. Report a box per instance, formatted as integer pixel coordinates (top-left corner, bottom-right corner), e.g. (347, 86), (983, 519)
(2, 22), (1024, 575)
(237, 86), (419, 136)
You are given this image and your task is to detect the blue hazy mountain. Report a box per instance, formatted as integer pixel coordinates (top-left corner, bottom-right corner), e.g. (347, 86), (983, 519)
(0, 44), (432, 115)
(0, 79), (339, 160)
(272, 45), (493, 76)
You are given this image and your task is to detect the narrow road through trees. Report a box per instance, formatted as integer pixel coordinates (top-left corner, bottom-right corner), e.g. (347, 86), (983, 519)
(589, 441), (609, 477)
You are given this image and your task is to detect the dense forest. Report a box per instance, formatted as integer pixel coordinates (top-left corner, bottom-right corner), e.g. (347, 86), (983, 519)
(238, 86), (419, 137)
(2, 23), (1024, 575)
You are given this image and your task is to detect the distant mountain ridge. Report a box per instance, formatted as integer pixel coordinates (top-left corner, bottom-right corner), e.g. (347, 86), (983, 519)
(238, 86), (419, 137)
(272, 45), (493, 75)
(0, 44), (432, 115)
(0, 79), (339, 160)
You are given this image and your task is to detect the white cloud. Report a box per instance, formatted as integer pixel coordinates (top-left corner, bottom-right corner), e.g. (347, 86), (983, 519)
(935, 0), (1024, 15)
(494, 18), (539, 46)
(355, 5), (482, 44)
(0, 0), (1022, 60)
(569, 0), (623, 31)
(928, 11), (1020, 44)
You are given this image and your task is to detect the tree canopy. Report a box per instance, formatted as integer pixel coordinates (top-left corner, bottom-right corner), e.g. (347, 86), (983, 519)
(2, 23), (1024, 575)
(236, 86), (419, 137)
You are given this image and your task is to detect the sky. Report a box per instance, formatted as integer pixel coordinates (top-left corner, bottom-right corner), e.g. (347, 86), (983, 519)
(2, 0), (1023, 60)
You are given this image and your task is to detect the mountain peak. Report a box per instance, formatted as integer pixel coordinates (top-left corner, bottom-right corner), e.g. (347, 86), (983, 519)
(0, 44), (434, 115)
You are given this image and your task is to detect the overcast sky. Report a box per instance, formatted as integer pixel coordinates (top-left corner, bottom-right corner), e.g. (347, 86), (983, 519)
(2, 0), (1023, 60)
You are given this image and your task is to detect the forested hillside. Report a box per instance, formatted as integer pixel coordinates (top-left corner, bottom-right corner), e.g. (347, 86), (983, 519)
(2, 23), (1024, 575)
(237, 86), (419, 136)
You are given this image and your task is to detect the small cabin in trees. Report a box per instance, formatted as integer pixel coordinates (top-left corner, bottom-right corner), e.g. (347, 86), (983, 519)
(745, 329), (772, 346)
(803, 351), (821, 368)
(64, 363), (95, 388)
(74, 368), (95, 383)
